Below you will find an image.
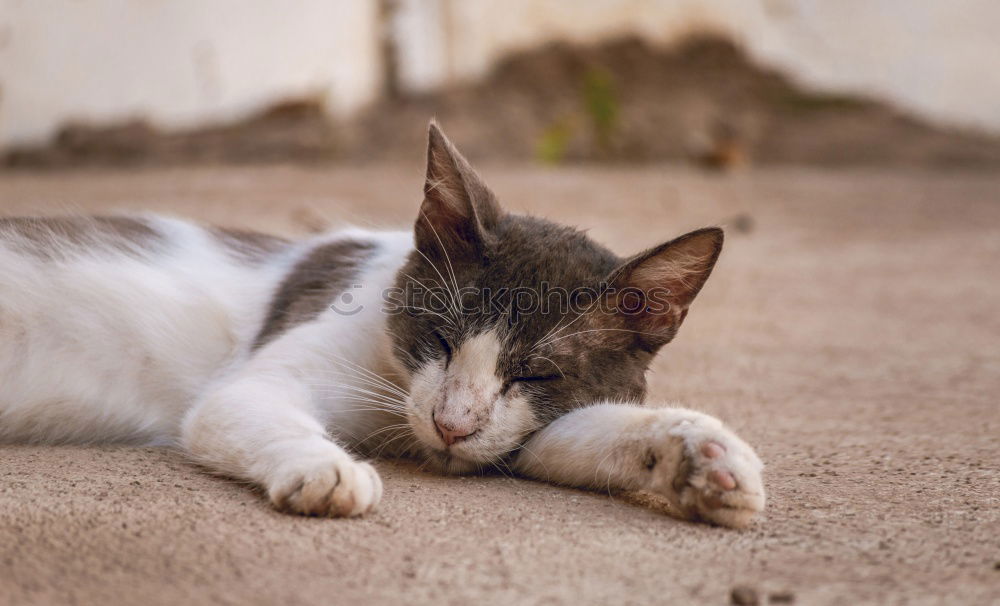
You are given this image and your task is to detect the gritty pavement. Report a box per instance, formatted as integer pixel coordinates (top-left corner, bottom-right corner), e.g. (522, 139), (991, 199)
(1, 164), (998, 605)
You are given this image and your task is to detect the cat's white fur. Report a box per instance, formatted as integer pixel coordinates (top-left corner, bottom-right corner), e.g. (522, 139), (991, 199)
(0, 216), (289, 443)
(0, 218), (765, 526)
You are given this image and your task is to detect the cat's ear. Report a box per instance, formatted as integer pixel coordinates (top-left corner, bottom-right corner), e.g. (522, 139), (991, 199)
(416, 122), (502, 258)
(603, 227), (724, 350)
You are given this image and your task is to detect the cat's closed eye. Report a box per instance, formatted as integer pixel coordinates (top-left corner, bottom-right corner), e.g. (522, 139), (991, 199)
(502, 374), (561, 395)
(432, 330), (452, 365)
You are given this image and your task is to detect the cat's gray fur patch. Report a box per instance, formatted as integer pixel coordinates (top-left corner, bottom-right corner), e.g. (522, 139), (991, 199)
(209, 227), (291, 264)
(253, 239), (376, 349)
(0, 216), (164, 259)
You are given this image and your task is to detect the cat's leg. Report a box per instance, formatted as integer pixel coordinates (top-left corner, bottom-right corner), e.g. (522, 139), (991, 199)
(512, 403), (765, 528)
(180, 368), (382, 517)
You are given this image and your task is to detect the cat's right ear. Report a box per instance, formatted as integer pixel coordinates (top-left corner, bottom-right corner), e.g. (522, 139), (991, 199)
(416, 121), (502, 259)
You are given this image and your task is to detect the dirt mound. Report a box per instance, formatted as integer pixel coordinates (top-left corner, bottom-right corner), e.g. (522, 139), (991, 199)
(3, 100), (339, 169)
(7, 36), (1000, 169)
(353, 35), (1000, 167)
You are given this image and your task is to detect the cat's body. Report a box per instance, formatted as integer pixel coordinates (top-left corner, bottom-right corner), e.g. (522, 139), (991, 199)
(0, 217), (409, 448)
(0, 124), (765, 528)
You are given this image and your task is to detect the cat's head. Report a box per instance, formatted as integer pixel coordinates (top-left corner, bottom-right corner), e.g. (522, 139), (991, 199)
(387, 123), (723, 473)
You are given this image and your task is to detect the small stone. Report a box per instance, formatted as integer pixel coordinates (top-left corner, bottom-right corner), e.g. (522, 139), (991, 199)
(732, 213), (755, 234)
(769, 591), (795, 603)
(731, 585), (759, 606)
(993, 561), (1000, 570)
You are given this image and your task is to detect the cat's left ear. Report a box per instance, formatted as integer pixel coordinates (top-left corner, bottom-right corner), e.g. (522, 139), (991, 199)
(416, 122), (502, 258)
(603, 227), (724, 350)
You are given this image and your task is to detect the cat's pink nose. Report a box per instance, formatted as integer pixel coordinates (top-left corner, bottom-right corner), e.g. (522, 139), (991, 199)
(434, 418), (476, 446)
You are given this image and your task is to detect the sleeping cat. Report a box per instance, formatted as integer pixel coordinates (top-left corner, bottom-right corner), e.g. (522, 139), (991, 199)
(0, 123), (764, 528)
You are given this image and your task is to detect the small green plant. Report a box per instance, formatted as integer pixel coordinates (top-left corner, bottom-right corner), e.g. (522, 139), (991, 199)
(582, 67), (619, 156)
(535, 119), (574, 165)
(534, 67), (620, 165)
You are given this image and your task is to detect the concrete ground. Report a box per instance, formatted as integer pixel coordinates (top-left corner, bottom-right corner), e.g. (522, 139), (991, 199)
(0, 164), (997, 605)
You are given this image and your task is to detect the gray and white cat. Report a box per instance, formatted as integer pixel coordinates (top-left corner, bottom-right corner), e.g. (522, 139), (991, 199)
(0, 124), (764, 528)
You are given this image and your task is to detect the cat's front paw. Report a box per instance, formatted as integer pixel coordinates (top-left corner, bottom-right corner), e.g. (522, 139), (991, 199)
(645, 411), (765, 528)
(269, 452), (383, 517)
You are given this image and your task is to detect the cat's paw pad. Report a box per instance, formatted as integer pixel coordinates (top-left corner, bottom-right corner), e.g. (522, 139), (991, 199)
(661, 417), (765, 528)
(270, 456), (383, 517)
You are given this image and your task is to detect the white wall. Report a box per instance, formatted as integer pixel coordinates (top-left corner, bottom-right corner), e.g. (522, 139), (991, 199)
(0, 0), (381, 147)
(394, 0), (1000, 135)
(2, 0), (999, 149)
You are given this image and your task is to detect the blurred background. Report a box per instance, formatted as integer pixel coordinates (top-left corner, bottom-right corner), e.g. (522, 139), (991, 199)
(2, 0), (1000, 169)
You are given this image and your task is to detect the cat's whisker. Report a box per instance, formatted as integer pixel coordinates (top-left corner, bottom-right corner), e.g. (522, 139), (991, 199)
(387, 341), (421, 367)
(325, 406), (406, 417)
(321, 405), (408, 420)
(403, 303), (455, 326)
(308, 374), (407, 399)
(325, 356), (410, 393)
(531, 286), (610, 351)
(541, 327), (663, 346)
(415, 456), (433, 474)
(493, 455), (517, 480)
(402, 435), (423, 457)
(530, 354), (565, 379)
(358, 422), (413, 446)
(312, 382), (409, 408)
(531, 292), (605, 351)
(318, 400), (408, 416)
(307, 388), (410, 414)
(313, 391), (407, 413)
(532, 312), (576, 352)
(410, 243), (465, 328)
(417, 209), (463, 307)
(399, 271), (459, 328)
(308, 390), (404, 405)
(386, 435), (422, 461)
(593, 448), (618, 494)
(307, 375), (406, 402)
(316, 396), (406, 411)
(512, 440), (550, 478)
(307, 383), (408, 408)
(605, 460), (620, 499)
(534, 275), (627, 350)
(372, 427), (417, 459)
(319, 356), (410, 398)
(323, 352), (408, 386)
